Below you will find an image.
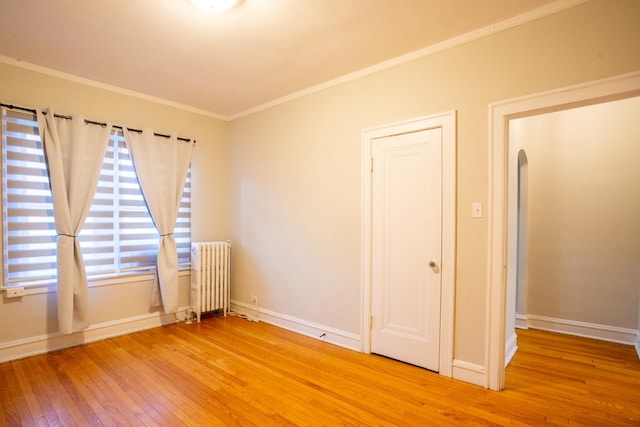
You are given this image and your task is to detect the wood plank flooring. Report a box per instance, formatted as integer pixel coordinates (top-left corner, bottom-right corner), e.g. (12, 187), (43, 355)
(1, 315), (639, 426)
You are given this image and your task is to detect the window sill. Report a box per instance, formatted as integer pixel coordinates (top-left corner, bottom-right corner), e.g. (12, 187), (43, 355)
(3, 269), (191, 297)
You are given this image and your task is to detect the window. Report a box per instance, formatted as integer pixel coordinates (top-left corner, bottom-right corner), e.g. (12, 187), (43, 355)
(1, 108), (191, 287)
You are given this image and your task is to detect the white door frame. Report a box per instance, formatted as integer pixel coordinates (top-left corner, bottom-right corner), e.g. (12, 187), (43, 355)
(486, 71), (640, 391)
(361, 111), (456, 377)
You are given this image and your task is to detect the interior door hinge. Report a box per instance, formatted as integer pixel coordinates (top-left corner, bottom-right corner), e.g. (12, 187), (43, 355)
(370, 314), (374, 330)
(370, 157), (374, 173)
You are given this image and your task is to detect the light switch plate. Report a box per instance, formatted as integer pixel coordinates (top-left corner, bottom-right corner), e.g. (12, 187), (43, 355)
(472, 202), (483, 218)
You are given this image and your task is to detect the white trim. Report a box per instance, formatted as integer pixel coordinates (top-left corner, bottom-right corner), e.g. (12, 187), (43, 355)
(451, 360), (486, 387)
(636, 333), (640, 360)
(519, 314), (638, 345)
(505, 332), (518, 367)
(360, 111), (456, 378)
(0, 55), (225, 121)
(0, 308), (188, 364)
(515, 313), (529, 330)
(1, 269), (190, 296)
(230, 300), (361, 352)
(487, 71), (640, 391)
(229, 0), (587, 120)
(493, 0), (588, 33)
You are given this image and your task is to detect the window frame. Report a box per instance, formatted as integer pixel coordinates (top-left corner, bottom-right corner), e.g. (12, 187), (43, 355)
(1, 108), (192, 292)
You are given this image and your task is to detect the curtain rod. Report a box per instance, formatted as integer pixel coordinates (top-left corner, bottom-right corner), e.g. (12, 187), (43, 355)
(0, 102), (195, 143)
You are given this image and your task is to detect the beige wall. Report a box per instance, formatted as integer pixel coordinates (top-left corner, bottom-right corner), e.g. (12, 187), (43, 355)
(228, 0), (640, 365)
(511, 97), (640, 329)
(0, 62), (228, 344)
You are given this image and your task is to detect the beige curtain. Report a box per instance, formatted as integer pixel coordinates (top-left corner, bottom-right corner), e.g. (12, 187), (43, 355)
(38, 109), (111, 334)
(123, 129), (193, 313)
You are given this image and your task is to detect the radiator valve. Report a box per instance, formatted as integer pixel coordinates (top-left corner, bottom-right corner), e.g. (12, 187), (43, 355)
(184, 306), (196, 324)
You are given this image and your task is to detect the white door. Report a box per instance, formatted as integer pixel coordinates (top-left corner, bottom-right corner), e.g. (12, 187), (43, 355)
(371, 127), (442, 371)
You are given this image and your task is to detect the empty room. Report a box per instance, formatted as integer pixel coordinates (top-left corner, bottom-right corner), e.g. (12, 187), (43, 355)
(1, 0), (639, 425)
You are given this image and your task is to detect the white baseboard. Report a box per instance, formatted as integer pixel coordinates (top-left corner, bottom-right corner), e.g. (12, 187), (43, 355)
(515, 313), (529, 330)
(230, 300), (361, 352)
(505, 332), (518, 367)
(451, 359), (485, 387)
(518, 314), (637, 345)
(636, 333), (640, 360)
(0, 308), (186, 364)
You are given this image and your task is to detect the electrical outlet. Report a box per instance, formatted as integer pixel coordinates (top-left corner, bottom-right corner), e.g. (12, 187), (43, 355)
(6, 287), (25, 298)
(250, 294), (258, 304)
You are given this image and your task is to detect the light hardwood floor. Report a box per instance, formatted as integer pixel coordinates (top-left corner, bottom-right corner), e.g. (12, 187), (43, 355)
(1, 315), (639, 426)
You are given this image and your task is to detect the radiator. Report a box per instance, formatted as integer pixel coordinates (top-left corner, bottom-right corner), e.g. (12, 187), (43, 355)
(191, 241), (231, 322)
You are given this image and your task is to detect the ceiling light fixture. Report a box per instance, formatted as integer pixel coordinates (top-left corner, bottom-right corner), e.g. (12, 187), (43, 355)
(190, 0), (238, 13)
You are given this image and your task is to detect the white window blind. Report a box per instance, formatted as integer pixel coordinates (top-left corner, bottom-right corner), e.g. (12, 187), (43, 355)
(2, 108), (191, 287)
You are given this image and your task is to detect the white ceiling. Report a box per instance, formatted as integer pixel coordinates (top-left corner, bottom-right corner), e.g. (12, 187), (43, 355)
(0, 0), (560, 119)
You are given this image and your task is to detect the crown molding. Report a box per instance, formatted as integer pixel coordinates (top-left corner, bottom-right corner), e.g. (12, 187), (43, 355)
(0, 55), (227, 121)
(229, 0), (589, 120)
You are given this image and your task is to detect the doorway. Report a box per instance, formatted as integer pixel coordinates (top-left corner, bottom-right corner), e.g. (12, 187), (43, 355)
(510, 99), (640, 337)
(515, 149), (528, 327)
(487, 71), (640, 391)
(361, 111), (456, 377)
